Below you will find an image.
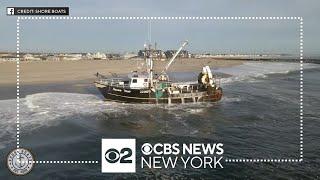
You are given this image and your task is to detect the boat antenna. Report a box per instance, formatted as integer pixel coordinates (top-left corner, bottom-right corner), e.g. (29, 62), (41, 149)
(148, 20), (152, 44)
(162, 40), (189, 73)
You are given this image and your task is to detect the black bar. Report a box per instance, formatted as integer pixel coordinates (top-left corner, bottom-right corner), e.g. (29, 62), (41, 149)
(8, 7), (69, 16)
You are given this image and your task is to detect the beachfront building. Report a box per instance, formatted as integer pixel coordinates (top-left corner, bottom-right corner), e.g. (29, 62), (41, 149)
(138, 49), (166, 61)
(23, 54), (42, 61)
(85, 53), (93, 60)
(164, 50), (190, 59)
(59, 53), (83, 61)
(123, 53), (138, 60)
(107, 53), (121, 60)
(91, 52), (107, 60)
(46, 55), (60, 61)
(194, 53), (284, 60)
(0, 53), (17, 61)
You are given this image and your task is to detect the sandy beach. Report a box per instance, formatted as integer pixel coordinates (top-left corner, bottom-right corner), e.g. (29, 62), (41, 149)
(0, 59), (243, 85)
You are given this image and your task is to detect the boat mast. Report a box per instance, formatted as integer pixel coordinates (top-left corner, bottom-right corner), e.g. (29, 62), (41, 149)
(145, 20), (154, 87)
(162, 40), (188, 73)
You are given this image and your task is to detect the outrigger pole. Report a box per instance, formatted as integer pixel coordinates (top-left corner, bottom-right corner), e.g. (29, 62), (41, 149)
(162, 40), (189, 73)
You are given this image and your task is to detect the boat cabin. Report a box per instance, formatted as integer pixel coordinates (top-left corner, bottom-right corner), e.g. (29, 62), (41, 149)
(128, 72), (150, 89)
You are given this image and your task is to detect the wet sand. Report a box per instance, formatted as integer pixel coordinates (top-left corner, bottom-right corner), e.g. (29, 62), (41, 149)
(0, 59), (243, 85)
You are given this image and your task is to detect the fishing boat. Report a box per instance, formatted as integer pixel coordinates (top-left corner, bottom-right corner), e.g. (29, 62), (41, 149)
(94, 41), (222, 104)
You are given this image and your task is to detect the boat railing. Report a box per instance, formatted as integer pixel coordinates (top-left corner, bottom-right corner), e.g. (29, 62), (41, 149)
(170, 91), (206, 98)
(154, 81), (172, 89)
(97, 77), (130, 88)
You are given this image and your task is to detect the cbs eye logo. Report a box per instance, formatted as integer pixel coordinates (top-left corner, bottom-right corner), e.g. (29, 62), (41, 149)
(105, 148), (132, 163)
(101, 139), (136, 173)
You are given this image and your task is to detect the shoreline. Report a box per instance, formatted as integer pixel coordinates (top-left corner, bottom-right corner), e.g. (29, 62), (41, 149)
(0, 59), (243, 85)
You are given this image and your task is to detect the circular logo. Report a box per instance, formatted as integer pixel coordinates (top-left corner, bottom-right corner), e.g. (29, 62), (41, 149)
(7, 148), (34, 176)
(141, 143), (153, 155)
(105, 148), (120, 163)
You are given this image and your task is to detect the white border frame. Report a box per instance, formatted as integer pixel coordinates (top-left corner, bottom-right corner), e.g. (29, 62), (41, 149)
(15, 16), (303, 164)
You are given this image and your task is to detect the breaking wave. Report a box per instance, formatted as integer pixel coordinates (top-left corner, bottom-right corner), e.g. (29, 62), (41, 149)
(221, 96), (242, 103)
(0, 92), (220, 149)
(0, 93), (121, 150)
(216, 62), (320, 84)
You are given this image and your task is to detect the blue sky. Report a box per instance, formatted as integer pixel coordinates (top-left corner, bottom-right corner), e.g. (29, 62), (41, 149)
(1, 0), (319, 56)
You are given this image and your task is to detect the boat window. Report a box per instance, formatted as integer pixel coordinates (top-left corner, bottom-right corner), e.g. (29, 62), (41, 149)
(144, 79), (148, 82)
(132, 79), (137, 83)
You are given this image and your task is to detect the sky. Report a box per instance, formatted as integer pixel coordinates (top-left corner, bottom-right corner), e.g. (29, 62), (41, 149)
(0, 0), (319, 56)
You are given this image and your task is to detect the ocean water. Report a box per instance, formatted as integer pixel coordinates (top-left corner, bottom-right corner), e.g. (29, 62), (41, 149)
(0, 62), (319, 179)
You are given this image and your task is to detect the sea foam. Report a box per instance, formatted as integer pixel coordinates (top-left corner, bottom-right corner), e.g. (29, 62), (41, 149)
(215, 62), (320, 84)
